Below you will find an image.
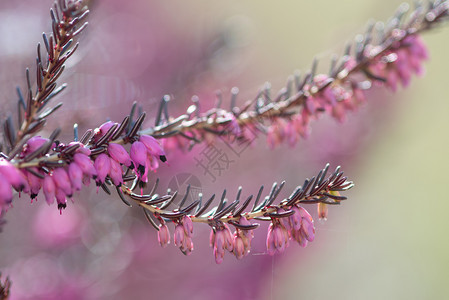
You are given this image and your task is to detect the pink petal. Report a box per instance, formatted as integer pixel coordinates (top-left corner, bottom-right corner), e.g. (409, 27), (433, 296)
(182, 215), (194, 237)
(317, 203), (328, 220)
(0, 159), (27, 191)
(25, 136), (49, 154)
(223, 225), (234, 252)
(139, 135), (166, 162)
(94, 154), (111, 184)
(55, 188), (67, 214)
(130, 141), (147, 175)
(0, 173), (13, 210)
(108, 143), (131, 167)
(26, 168), (43, 198)
(52, 168), (72, 196)
(266, 224), (276, 256)
(109, 159), (123, 186)
(73, 153), (96, 177)
(43, 175), (56, 205)
(68, 162), (83, 191)
(158, 224), (170, 248)
(233, 236), (245, 259)
(174, 224), (184, 247)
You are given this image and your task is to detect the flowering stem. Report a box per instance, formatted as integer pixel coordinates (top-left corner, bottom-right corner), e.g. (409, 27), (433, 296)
(1, 0), (448, 266)
(10, 2), (89, 152)
(136, 1), (448, 146)
(121, 163), (353, 226)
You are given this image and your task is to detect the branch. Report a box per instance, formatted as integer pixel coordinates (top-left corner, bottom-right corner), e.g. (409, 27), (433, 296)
(135, 1), (449, 151)
(0, 1), (448, 266)
(1, 0), (89, 154)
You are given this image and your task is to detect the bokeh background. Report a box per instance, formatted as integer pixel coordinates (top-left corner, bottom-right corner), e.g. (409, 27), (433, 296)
(0, 0), (448, 299)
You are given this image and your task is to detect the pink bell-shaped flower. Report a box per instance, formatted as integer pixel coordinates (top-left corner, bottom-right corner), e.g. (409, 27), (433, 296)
(94, 154), (111, 184)
(108, 143), (131, 167)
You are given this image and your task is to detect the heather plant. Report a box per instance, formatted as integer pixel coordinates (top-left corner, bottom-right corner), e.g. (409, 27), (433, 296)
(0, 0), (448, 298)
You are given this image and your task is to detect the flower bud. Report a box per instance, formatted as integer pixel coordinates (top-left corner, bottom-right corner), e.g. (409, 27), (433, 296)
(109, 159), (123, 186)
(26, 168), (43, 199)
(0, 173), (13, 211)
(300, 217), (315, 242)
(214, 246), (224, 264)
(108, 143), (131, 167)
(52, 168), (72, 197)
(233, 235), (245, 259)
(25, 136), (49, 154)
(43, 175), (56, 205)
(209, 229), (216, 247)
(55, 188), (67, 214)
(223, 224), (234, 252)
(238, 216), (254, 241)
(293, 230), (308, 248)
(266, 224), (276, 256)
(317, 203), (328, 220)
(273, 226), (285, 253)
(298, 206), (313, 222)
(68, 142), (91, 156)
(68, 162), (83, 191)
(94, 154), (111, 184)
(158, 224), (170, 248)
(130, 141), (147, 176)
(174, 224), (184, 247)
(180, 236), (194, 256)
(98, 121), (116, 137)
(214, 230), (225, 253)
(0, 159), (27, 191)
(139, 135), (166, 162)
(182, 215), (193, 237)
(73, 153), (96, 177)
(289, 206), (302, 231)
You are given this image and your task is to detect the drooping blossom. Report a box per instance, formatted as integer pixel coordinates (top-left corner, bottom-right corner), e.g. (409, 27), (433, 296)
(210, 223), (234, 264)
(0, 159), (27, 192)
(0, 173), (13, 211)
(94, 153), (111, 184)
(158, 223), (170, 248)
(266, 222), (289, 255)
(139, 134), (167, 162)
(42, 175), (56, 205)
(107, 143), (132, 167)
(173, 215), (194, 255)
(317, 202), (328, 220)
(52, 168), (72, 197)
(25, 168), (44, 199)
(108, 159), (123, 186)
(22, 136), (49, 156)
(68, 162), (83, 192)
(130, 141), (147, 179)
(73, 153), (97, 180)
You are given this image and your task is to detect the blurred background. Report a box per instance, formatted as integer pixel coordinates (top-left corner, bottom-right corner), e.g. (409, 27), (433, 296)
(0, 0), (448, 299)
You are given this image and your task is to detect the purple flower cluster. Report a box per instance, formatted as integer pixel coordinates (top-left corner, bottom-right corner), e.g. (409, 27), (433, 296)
(232, 216), (254, 260)
(267, 206), (315, 255)
(369, 34), (428, 91)
(154, 205), (315, 263)
(266, 33), (428, 149)
(130, 134), (166, 182)
(155, 214), (256, 264)
(210, 223), (235, 264)
(0, 137), (97, 213)
(0, 120), (167, 214)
